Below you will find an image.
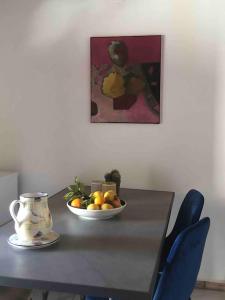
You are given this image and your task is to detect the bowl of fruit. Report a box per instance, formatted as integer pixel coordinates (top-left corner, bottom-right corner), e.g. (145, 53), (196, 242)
(65, 177), (126, 220)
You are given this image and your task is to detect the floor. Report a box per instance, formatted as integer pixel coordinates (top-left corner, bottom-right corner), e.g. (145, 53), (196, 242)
(0, 288), (225, 300)
(192, 289), (225, 300)
(32, 289), (225, 300)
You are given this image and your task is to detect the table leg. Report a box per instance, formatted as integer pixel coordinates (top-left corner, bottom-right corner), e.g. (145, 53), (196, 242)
(42, 290), (49, 300)
(30, 289), (49, 300)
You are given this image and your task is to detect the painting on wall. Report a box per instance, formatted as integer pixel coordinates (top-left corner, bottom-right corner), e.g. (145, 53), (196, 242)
(90, 35), (161, 123)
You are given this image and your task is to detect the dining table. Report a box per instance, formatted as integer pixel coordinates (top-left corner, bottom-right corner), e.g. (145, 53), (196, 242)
(0, 187), (174, 300)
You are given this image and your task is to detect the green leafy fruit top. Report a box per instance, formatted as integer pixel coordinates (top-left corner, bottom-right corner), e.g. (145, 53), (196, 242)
(64, 177), (89, 201)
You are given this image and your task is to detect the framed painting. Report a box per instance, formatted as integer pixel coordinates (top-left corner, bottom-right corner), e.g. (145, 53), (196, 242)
(90, 35), (161, 124)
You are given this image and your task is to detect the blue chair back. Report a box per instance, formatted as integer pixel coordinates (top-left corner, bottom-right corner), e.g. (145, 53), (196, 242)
(161, 189), (204, 267)
(154, 217), (210, 300)
(173, 189), (204, 236)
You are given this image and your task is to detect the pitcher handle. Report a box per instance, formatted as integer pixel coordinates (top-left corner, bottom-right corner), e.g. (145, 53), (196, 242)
(9, 200), (23, 227)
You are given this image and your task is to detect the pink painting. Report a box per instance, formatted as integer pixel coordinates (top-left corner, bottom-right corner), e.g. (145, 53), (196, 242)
(91, 35), (161, 123)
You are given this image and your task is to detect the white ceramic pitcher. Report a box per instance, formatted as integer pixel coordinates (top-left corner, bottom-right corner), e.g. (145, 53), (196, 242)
(9, 192), (53, 242)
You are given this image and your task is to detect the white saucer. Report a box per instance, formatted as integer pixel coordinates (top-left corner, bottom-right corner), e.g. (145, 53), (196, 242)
(8, 231), (60, 250)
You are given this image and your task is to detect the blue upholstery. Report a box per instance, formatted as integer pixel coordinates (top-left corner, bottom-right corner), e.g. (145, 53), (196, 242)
(160, 189), (204, 269)
(154, 217), (210, 300)
(85, 217), (210, 300)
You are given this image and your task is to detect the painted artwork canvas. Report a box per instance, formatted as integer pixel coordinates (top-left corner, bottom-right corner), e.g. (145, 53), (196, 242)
(91, 35), (161, 123)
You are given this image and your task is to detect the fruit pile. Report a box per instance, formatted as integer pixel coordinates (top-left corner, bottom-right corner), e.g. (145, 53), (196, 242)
(71, 190), (121, 210)
(64, 177), (122, 210)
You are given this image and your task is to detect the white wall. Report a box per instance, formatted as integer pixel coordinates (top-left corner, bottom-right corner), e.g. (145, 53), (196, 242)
(0, 0), (225, 282)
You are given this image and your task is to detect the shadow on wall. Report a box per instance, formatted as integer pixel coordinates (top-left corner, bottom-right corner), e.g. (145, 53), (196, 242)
(149, 40), (224, 281)
(17, 172), (58, 197)
(203, 200), (225, 281)
(28, 0), (91, 48)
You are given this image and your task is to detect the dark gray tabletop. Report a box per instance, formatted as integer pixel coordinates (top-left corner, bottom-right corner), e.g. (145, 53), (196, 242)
(0, 188), (174, 300)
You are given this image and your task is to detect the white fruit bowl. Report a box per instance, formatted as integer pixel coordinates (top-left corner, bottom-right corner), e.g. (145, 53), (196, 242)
(67, 200), (127, 220)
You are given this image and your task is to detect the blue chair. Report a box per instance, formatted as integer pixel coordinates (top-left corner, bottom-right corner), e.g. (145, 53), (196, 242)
(85, 217), (210, 300)
(154, 217), (210, 300)
(160, 189), (204, 269)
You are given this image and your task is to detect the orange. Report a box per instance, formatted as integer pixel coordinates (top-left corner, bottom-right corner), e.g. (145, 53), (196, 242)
(71, 198), (82, 208)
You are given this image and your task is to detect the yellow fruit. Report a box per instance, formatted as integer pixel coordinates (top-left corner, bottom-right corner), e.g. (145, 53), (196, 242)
(87, 204), (99, 210)
(93, 191), (105, 205)
(102, 72), (125, 98)
(104, 190), (116, 202)
(71, 198), (82, 208)
(93, 191), (103, 198)
(101, 203), (113, 210)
